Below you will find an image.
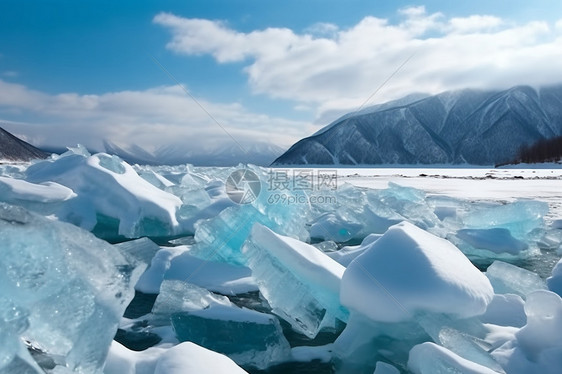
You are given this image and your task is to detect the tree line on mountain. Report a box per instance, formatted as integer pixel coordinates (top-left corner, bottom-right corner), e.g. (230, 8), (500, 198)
(513, 135), (562, 164)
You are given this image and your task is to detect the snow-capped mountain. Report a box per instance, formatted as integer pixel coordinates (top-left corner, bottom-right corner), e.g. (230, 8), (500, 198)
(0, 127), (48, 162)
(273, 85), (562, 166)
(103, 140), (285, 166)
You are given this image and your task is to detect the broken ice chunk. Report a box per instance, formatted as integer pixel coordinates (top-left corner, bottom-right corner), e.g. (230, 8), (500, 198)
(463, 200), (549, 239)
(408, 342), (498, 374)
(547, 257), (562, 297)
(151, 280), (231, 323)
(418, 316), (504, 372)
(136, 246), (257, 295)
(486, 261), (546, 297)
(309, 212), (363, 242)
(151, 280), (290, 369)
(480, 294), (527, 327)
(341, 222), (494, 323)
(457, 228), (529, 255)
(243, 223), (348, 338)
(0, 203), (143, 373)
(116, 237), (161, 266)
(171, 306), (290, 370)
(191, 166), (311, 265)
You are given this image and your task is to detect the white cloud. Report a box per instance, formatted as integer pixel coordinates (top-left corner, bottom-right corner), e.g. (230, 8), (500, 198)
(0, 79), (308, 152)
(155, 7), (562, 124)
(448, 15), (504, 34)
(304, 22), (339, 38)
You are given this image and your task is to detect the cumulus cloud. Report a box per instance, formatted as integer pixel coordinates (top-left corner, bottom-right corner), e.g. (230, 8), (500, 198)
(0, 79), (308, 152)
(155, 7), (562, 123)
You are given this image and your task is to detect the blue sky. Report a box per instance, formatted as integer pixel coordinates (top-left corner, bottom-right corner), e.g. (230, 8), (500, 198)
(1, 0), (562, 154)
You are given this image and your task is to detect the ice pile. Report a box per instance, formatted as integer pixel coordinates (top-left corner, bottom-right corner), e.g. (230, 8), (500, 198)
(0, 203), (144, 373)
(307, 182), (436, 243)
(243, 223), (348, 338)
(190, 166), (311, 265)
(23, 151), (183, 238)
(2, 155), (562, 373)
(454, 200), (549, 258)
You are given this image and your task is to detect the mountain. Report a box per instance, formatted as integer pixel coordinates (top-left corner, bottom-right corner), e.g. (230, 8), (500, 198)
(0, 127), (49, 162)
(103, 140), (285, 166)
(273, 85), (562, 166)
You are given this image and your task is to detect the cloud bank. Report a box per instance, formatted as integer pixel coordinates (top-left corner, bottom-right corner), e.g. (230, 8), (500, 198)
(0, 79), (308, 152)
(155, 6), (562, 122)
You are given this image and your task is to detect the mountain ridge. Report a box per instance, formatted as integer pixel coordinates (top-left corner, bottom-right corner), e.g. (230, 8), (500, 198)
(0, 127), (49, 162)
(273, 85), (562, 166)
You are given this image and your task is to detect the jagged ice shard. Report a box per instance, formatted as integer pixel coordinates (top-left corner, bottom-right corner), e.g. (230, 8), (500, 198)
(243, 223), (348, 338)
(0, 203), (144, 373)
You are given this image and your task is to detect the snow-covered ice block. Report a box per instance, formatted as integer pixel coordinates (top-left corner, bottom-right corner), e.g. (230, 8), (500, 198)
(408, 342), (498, 374)
(151, 280), (290, 369)
(103, 341), (248, 374)
(463, 200), (549, 238)
(457, 228), (529, 255)
(163, 251), (256, 295)
(341, 222), (494, 323)
(25, 153), (182, 238)
(136, 246), (257, 295)
(547, 257), (562, 297)
(480, 294), (527, 327)
(0, 176), (76, 204)
(486, 261), (546, 297)
(154, 342), (249, 374)
(0, 203), (144, 373)
(552, 219), (562, 229)
(243, 223), (348, 338)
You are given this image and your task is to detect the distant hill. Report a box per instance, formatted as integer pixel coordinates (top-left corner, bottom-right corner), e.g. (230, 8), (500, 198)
(273, 85), (562, 166)
(0, 127), (49, 162)
(103, 140), (286, 166)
